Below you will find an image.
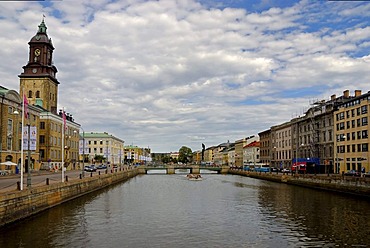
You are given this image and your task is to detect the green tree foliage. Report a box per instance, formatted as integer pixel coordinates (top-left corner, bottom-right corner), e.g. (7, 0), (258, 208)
(94, 155), (105, 163)
(162, 156), (171, 164)
(178, 146), (192, 163)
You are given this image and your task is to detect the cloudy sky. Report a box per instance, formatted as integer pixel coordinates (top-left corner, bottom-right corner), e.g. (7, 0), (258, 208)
(0, 0), (369, 153)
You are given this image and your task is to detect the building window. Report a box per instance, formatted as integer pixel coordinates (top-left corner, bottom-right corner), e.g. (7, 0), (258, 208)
(362, 117), (368, 126)
(94, 141), (97, 145)
(357, 119), (361, 127)
(357, 131), (361, 140)
(36, 91), (40, 98)
(362, 143), (368, 152)
(40, 122), (45, 129)
(352, 144), (356, 153)
(40, 135), (45, 144)
(352, 120), (355, 128)
(28, 90), (32, 98)
(358, 144), (361, 152)
(357, 107), (361, 116)
(361, 105), (367, 114)
(351, 109), (355, 117)
(352, 132), (355, 140)
(339, 122), (345, 130)
(362, 130), (368, 139)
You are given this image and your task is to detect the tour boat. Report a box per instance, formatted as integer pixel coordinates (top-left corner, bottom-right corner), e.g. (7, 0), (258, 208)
(186, 174), (203, 181)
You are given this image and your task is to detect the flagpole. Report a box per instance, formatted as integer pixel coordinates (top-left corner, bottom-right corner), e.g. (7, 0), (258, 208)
(61, 108), (65, 183)
(20, 94), (25, 191)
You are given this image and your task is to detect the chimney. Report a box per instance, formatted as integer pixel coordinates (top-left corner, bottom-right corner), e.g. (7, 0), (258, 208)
(343, 90), (350, 98)
(331, 94), (336, 100)
(355, 90), (361, 97)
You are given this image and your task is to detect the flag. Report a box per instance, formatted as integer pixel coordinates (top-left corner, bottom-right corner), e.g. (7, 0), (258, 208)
(62, 110), (67, 131)
(23, 94), (28, 119)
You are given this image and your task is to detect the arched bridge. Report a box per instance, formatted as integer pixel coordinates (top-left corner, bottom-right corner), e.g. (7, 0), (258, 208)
(137, 165), (230, 174)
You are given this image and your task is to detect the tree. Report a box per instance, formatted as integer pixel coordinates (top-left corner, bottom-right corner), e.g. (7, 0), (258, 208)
(94, 155), (105, 163)
(178, 146), (192, 164)
(162, 156), (171, 164)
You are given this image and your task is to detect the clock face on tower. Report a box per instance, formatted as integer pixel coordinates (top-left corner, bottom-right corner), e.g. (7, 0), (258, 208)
(34, 49), (41, 56)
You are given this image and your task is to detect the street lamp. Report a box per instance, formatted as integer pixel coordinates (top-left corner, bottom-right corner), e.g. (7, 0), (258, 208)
(106, 140), (109, 169)
(76, 128), (85, 177)
(273, 146), (277, 169)
(13, 110), (19, 169)
(342, 135), (346, 173)
(101, 139), (109, 170)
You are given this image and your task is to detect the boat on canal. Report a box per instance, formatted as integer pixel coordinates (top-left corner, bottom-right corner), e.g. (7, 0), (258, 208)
(186, 174), (202, 181)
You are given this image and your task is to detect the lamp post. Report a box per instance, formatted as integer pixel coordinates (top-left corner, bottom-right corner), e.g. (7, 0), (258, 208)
(272, 146), (278, 170)
(106, 140), (109, 169)
(77, 127), (85, 177)
(343, 135), (346, 173)
(13, 110), (19, 170)
(26, 124), (31, 188)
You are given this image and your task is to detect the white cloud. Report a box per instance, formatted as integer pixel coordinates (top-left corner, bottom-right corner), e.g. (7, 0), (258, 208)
(0, 0), (369, 152)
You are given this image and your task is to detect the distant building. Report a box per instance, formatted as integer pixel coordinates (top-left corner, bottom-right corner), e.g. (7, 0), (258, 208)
(83, 132), (124, 165)
(243, 141), (260, 166)
(124, 145), (151, 165)
(234, 136), (258, 167)
(258, 129), (271, 166)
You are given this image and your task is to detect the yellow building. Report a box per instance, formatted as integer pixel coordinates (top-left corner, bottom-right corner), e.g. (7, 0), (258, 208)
(82, 132), (124, 165)
(234, 136), (258, 167)
(0, 87), (41, 172)
(124, 145), (150, 165)
(334, 90), (369, 173)
(17, 19), (80, 171)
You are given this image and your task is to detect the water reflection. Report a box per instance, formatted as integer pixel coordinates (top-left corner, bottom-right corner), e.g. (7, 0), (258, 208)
(257, 182), (370, 247)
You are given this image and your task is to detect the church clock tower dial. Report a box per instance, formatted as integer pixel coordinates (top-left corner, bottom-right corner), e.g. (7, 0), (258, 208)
(19, 18), (60, 114)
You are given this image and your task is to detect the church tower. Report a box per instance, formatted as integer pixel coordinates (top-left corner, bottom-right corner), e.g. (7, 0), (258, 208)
(19, 18), (59, 114)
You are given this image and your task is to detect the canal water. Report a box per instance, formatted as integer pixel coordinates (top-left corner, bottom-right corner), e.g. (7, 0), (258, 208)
(1, 172), (370, 248)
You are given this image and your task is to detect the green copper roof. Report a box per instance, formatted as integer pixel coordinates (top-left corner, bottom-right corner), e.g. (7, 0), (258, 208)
(38, 18), (47, 34)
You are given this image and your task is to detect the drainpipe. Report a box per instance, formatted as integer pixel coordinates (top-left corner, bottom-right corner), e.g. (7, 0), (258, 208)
(0, 95), (4, 163)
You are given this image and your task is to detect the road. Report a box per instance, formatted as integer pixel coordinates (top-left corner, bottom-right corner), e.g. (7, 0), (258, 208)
(0, 169), (108, 193)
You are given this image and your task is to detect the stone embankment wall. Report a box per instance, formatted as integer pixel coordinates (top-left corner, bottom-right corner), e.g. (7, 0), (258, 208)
(230, 170), (370, 198)
(0, 169), (138, 227)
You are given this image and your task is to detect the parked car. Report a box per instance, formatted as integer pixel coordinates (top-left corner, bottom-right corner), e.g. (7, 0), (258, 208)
(255, 166), (270, 173)
(344, 170), (360, 177)
(364, 172), (370, 178)
(96, 164), (107, 170)
(84, 165), (96, 172)
(281, 168), (291, 173)
(270, 167), (279, 172)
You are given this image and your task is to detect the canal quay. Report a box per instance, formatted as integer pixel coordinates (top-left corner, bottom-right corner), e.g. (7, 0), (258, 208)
(1, 166), (370, 248)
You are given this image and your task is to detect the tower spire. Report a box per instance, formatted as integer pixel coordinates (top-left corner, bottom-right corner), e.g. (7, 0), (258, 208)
(38, 15), (47, 34)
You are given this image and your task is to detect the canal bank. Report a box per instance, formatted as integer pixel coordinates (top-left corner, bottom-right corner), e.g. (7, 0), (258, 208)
(229, 169), (370, 198)
(0, 168), (139, 227)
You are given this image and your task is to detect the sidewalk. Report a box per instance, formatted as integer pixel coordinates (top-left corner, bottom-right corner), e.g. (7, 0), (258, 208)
(0, 170), (84, 193)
